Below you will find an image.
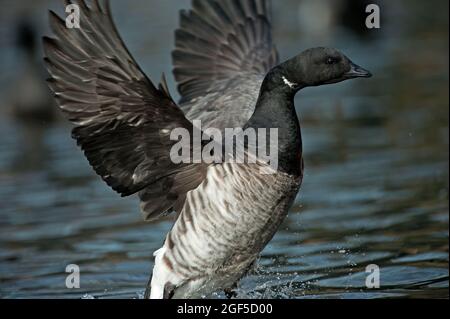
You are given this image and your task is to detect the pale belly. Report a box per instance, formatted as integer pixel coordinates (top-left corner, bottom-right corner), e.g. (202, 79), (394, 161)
(150, 163), (302, 298)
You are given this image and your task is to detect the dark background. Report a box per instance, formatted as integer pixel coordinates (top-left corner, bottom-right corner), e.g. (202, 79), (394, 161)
(0, 0), (448, 298)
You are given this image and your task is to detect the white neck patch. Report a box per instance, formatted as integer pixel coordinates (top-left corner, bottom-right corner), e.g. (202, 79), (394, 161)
(282, 76), (297, 89)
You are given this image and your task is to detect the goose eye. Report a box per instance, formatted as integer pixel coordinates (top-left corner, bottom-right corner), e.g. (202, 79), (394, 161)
(326, 57), (340, 65)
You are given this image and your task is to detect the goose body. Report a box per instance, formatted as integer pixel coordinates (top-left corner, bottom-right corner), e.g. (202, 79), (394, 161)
(44, 0), (371, 299)
(150, 162), (302, 298)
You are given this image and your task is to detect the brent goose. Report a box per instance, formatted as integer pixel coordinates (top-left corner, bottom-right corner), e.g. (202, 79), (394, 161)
(43, 0), (371, 299)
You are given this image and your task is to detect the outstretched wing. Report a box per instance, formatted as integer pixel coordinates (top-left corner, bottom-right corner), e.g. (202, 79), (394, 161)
(44, 0), (206, 221)
(173, 0), (279, 130)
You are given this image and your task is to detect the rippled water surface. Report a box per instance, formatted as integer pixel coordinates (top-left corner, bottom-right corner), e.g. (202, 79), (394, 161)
(0, 0), (448, 299)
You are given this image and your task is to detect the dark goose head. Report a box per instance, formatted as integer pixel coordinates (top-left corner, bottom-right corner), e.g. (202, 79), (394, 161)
(269, 47), (372, 92)
(249, 47), (372, 175)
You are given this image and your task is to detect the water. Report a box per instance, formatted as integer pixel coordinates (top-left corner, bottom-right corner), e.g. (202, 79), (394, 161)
(0, 0), (448, 299)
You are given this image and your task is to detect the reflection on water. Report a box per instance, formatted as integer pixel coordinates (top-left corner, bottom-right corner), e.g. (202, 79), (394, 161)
(0, 0), (448, 299)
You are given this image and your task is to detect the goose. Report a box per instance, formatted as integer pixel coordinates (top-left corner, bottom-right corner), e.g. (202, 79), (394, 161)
(43, 0), (371, 299)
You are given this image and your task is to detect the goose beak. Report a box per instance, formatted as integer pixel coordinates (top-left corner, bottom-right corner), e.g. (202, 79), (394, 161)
(346, 62), (372, 78)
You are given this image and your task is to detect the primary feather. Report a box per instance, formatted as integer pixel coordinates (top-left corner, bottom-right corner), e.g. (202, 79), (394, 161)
(173, 0), (279, 130)
(44, 0), (207, 221)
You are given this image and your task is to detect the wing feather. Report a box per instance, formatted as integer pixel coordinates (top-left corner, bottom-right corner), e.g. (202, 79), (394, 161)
(173, 0), (278, 130)
(44, 0), (207, 221)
